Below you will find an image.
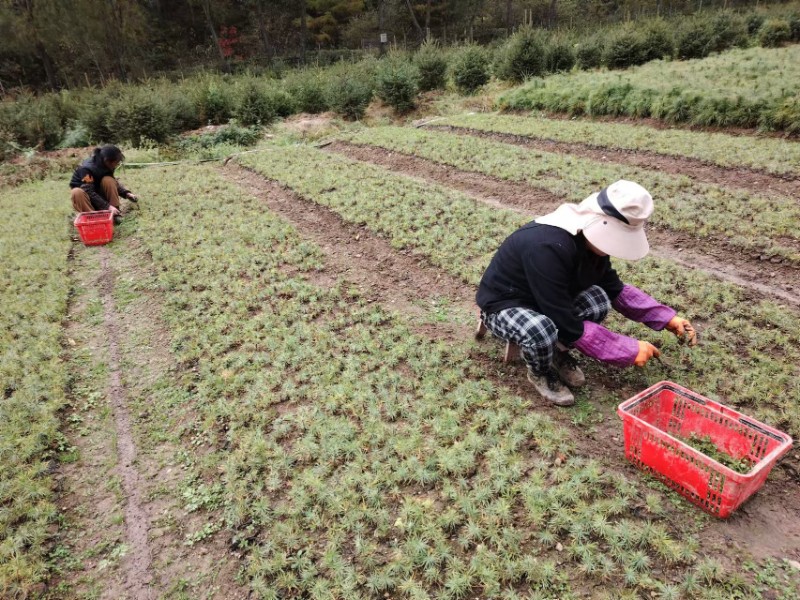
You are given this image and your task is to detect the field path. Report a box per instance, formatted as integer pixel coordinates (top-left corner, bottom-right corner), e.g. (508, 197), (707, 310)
(99, 248), (155, 598)
(429, 125), (800, 200)
(52, 231), (248, 599)
(326, 141), (800, 308)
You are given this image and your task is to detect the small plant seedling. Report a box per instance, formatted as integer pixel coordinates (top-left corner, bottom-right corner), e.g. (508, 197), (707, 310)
(674, 432), (754, 474)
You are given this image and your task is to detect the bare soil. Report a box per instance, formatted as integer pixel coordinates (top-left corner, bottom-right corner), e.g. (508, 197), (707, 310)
(223, 161), (800, 567)
(109, 236), (249, 600)
(430, 125), (800, 200)
(327, 141), (800, 308)
(278, 112), (339, 138)
(0, 148), (84, 189)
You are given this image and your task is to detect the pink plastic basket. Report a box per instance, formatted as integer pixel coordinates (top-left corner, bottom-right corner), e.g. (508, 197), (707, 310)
(74, 210), (114, 246)
(618, 381), (792, 518)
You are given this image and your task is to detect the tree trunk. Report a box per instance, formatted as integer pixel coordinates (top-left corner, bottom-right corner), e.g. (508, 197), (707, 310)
(200, 0), (228, 68)
(404, 0), (425, 40)
(108, 0), (128, 80)
(548, 0), (558, 28)
(299, 0), (307, 62)
(23, 0), (59, 89)
(378, 0), (386, 55)
(506, 0), (513, 33)
(254, 1), (271, 57)
(442, 0), (447, 43)
(35, 41), (59, 90)
(425, 0), (431, 40)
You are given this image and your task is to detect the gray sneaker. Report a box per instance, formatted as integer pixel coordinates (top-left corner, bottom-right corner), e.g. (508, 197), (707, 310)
(527, 367), (575, 406)
(553, 350), (585, 388)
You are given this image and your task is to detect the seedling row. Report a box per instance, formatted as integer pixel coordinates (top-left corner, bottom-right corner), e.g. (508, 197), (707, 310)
(341, 127), (800, 265)
(121, 163), (787, 599)
(0, 180), (72, 596)
(239, 146), (800, 437)
(499, 45), (800, 131)
(433, 113), (800, 178)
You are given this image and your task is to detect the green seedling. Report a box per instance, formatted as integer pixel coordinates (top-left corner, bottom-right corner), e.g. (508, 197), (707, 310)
(673, 432), (755, 474)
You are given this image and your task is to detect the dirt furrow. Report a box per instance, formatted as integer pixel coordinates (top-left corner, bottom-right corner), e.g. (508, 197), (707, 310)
(429, 124), (800, 199)
(53, 245), (131, 598)
(226, 161), (476, 322)
(327, 141), (800, 308)
(224, 160), (800, 566)
(100, 248), (155, 599)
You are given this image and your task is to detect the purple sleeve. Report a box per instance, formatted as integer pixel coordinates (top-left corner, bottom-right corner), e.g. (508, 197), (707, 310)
(573, 321), (639, 367)
(612, 284), (676, 331)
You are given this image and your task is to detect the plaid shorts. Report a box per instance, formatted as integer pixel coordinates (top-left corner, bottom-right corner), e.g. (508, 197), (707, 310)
(481, 285), (610, 372)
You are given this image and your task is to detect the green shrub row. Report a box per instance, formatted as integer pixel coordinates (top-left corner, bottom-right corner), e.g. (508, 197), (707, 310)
(501, 74), (800, 134)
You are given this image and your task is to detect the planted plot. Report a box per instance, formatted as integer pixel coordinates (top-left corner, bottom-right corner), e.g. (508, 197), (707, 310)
(434, 112), (800, 178)
(121, 164), (793, 599)
(343, 126), (800, 265)
(240, 144), (800, 438)
(0, 180), (72, 596)
(238, 146), (523, 284)
(499, 45), (800, 132)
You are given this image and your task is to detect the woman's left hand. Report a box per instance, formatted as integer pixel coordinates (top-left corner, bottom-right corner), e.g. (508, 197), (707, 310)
(666, 316), (697, 346)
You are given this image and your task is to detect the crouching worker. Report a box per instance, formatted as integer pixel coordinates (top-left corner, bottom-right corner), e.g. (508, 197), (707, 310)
(69, 145), (138, 224)
(476, 180), (697, 406)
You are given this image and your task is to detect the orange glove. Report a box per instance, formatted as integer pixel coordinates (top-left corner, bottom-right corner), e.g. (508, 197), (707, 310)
(634, 341), (660, 367)
(666, 316), (698, 346)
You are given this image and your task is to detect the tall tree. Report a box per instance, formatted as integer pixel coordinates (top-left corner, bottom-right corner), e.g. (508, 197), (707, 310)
(300, 0), (308, 58)
(0, 0), (62, 89)
(190, 0), (229, 68)
(404, 0), (425, 40)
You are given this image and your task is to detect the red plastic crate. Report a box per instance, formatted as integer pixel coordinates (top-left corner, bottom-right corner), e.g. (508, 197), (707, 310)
(618, 381), (792, 518)
(74, 210), (114, 246)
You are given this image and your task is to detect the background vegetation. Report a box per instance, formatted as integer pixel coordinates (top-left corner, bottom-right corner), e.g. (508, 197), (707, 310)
(3, 0), (795, 92)
(3, 2), (800, 160)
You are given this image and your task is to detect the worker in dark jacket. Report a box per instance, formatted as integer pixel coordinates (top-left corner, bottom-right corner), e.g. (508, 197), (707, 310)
(70, 145), (138, 223)
(477, 180), (696, 406)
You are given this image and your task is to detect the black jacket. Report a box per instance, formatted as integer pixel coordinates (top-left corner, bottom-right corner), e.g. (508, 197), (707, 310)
(69, 156), (130, 210)
(476, 222), (625, 344)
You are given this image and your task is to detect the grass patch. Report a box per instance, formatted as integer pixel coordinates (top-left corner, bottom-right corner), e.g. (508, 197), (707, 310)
(499, 44), (800, 133)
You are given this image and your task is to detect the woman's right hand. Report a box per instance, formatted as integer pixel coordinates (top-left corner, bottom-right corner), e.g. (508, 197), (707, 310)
(634, 341), (660, 367)
(109, 206), (120, 216)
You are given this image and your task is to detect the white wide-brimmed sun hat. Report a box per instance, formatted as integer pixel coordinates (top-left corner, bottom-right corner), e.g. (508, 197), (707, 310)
(535, 180), (654, 260)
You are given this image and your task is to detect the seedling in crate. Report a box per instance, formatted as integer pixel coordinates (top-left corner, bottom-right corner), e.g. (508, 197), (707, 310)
(674, 432), (755, 474)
